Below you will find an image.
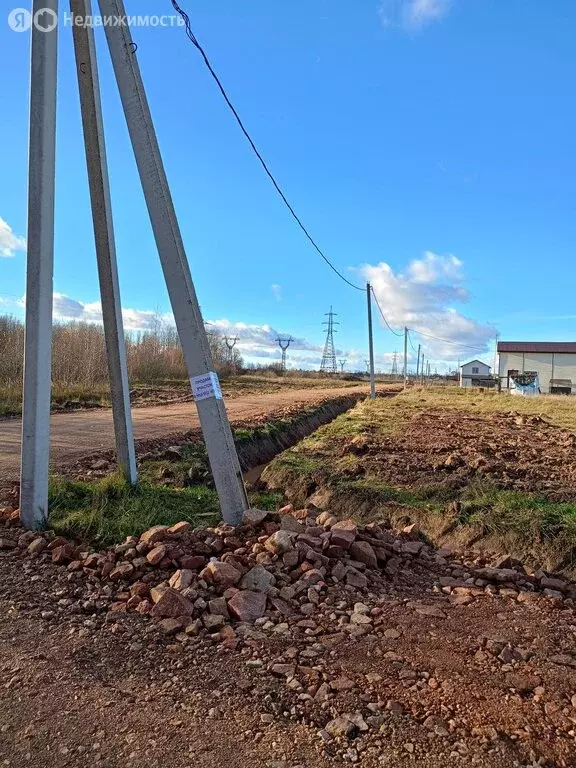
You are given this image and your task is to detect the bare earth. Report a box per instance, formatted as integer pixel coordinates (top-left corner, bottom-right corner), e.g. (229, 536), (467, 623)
(1, 510), (576, 767)
(0, 385), (369, 481)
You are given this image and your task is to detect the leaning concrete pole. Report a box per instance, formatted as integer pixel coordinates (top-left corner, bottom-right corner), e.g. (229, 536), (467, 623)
(20, 0), (59, 529)
(70, 0), (137, 484)
(97, 0), (249, 524)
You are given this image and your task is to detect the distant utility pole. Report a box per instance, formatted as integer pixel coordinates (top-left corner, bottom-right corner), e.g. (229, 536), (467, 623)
(416, 343), (421, 377)
(403, 327), (408, 388)
(391, 351), (398, 376)
(494, 332), (500, 381)
(420, 355), (425, 384)
(427, 361), (431, 377)
(276, 336), (292, 372)
(339, 359), (347, 373)
(320, 307), (338, 374)
(366, 284), (375, 399)
(224, 335), (239, 366)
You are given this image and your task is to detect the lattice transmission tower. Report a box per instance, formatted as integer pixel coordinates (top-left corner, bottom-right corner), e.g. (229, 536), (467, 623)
(276, 336), (292, 372)
(224, 336), (239, 366)
(320, 307), (338, 374)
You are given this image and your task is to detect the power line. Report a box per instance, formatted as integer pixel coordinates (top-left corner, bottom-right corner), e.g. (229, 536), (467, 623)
(169, 2), (497, 350)
(369, 287), (489, 352)
(170, 0), (363, 293)
(408, 327), (487, 352)
(407, 329), (418, 354)
(370, 287), (403, 337)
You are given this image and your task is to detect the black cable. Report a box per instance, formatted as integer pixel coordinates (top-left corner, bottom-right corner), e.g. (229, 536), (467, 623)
(170, 0), (363, 292)
(407, 330), (418, 354)
(370, 287), (404, 337)
(408, 327), (487, 351)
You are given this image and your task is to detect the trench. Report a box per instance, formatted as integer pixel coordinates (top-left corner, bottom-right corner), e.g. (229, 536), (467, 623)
(234, 393), (371, 482)
(234, 391), (401, 485)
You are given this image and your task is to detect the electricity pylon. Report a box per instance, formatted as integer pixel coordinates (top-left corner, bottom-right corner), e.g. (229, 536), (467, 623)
(224, 335), (239, 366)
(320, 307), (338, 374)
(276, 336), (292, 371)
(339, 359), (347, 373)
(391, 351), (398, 376)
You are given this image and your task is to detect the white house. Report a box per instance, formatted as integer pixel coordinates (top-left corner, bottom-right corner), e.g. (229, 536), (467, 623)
(498, 341), (576, 394)
(459, 359), (492, 388)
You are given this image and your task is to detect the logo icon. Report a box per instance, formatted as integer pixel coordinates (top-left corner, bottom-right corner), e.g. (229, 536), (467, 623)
(7, 7), (58, 32)
(33, 7), (58, 32)
(8, 7), (32, 31)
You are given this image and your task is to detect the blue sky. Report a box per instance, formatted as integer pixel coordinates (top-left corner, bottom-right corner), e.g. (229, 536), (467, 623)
(1, 0), (575, 371)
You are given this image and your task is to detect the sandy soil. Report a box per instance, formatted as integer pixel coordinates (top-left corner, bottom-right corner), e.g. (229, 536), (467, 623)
(0, 386), (370, 482)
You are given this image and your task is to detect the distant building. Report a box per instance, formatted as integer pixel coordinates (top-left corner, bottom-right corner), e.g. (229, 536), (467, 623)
(459, 359), (492, 388)
(497, 341), (576, 394)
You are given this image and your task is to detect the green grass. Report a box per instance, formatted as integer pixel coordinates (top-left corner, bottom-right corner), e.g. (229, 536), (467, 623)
(458, 481), (576, 542)
(273, 452), (322, 474)
(338, 477), (457, 508)
(48, 473), (282, 548)
(139, 442), (211, 486)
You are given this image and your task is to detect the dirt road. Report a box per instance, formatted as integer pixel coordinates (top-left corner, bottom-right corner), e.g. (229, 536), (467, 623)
(0, 385), (369, 480)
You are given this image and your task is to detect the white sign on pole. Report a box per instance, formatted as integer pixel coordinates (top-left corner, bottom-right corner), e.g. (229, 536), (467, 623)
(191, 372), (223, 402)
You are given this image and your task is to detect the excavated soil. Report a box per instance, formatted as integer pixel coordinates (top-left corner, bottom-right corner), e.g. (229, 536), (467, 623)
(1, 506), (576, 767)
(340, 408), (576, 500)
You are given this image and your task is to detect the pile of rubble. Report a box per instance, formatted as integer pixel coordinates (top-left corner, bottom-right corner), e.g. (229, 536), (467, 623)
(1, 503), (575, 648)
(3, 503), (576, 765)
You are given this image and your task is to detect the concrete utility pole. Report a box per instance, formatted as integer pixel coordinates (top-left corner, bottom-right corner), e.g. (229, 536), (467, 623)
(366, 284), (376, 399)
(71, 0), (136, 484)
(420, 355), (425, 384)
(20, 0), (59, 529)
(98, 0), (249, 524)
(403, 327), (408, 388)
(494, 332), (500, 383)
(276, 337), (292, 372)
(416, 343), (421, 378)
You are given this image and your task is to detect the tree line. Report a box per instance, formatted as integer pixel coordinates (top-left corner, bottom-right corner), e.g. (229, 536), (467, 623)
(0, 314), (243, 388)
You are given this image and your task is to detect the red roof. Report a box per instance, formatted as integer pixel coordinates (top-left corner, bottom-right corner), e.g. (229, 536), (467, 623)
(498, 341), (576, 354)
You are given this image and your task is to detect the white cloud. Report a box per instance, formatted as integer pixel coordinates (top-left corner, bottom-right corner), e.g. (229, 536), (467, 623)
(361, 252), (497, 361)
(52, 293), (170, 332)
(379, 0), (452, 30)
(0, 217), (26, 258)
(271, 284), (282, 301)
(206, 317), (323, 367)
